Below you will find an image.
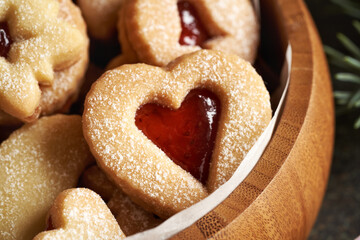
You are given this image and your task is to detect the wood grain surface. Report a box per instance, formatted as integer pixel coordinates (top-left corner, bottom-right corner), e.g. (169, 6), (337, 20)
(171, 0), (334, 239)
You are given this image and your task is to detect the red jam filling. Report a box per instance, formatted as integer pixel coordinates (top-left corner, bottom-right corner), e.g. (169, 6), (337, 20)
(135, 89), (221, 185)
(177, 1), (209, 46)
(0, 22), (12, 58)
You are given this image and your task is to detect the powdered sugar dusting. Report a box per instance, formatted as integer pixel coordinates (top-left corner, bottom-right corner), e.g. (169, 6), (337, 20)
(0, 0), (85, 120)
(33, 188), (125, 240)
(125, 0), (199, 66)
(123, 0), (258, 66)
(78, 0), (124, 39)
(81, 165), (163, 236)
(83, 50), (271, 219)
(109, 190), (163, 236)
(38, 0), (89, 115)
(201, 0), (259, 63)
(0, 115), (93, 240)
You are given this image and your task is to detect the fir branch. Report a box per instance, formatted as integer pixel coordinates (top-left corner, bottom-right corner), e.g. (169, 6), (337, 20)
(325, 1), (360, 129)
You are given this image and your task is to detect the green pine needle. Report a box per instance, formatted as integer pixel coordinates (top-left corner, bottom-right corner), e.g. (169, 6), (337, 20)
(324, 46), (352, 70)
(337, 33), (360, 59)
(354, 117), (360, 129)
(334, 91), (351, 99)
(355, 99), (360, 108)
(354, 21), (360, 34)
(348, 90), (360, 108)
(335, 73), (360, 84)
(324, 46), (346, 60)
(344, 56), (360, 71)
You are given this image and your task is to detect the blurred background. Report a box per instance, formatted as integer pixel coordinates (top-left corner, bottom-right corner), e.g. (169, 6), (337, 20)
(304, 0), (360, 239)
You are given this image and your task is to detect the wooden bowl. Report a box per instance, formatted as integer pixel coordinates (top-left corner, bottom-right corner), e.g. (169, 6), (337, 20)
(171, 0), (334, 239)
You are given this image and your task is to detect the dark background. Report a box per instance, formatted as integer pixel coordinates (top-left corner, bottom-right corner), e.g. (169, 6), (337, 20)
(304, 0), (360, 239)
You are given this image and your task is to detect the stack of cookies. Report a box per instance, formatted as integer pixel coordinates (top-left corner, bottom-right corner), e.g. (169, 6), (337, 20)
(0, 0), (272, 239)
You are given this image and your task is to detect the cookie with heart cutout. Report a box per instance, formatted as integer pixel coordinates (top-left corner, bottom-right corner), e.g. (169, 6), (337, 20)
(0, 0), (88, 123)
(33, 188), (125, 240)
(0, 115), (93, 240)
(109, 0), (259, 68)
(83, 50), (271, 219)
(80, 165), (163, 236)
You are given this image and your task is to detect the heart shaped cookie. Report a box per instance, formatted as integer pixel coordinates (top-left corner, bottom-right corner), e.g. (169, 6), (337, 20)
(110, 0), (259, 67)
(0, 115), (93, 240)
(33, 188), (125, 240)
(80, 165), (163, 236)
(83, 50), (271, 218)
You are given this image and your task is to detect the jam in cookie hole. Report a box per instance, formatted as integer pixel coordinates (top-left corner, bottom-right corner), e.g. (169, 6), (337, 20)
(135, 88), (221, 185)
(177, 1), (210, 47)
(0, 22), (12, 58)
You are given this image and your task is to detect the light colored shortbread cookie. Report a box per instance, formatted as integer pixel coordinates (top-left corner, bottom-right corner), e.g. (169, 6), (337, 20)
(78, 0), (124, 40)
(108, 190), (163, 236)
(0, 0), (88, 122)
(33, 188), (125, 240)
(0, 115), (93, 240)
(37, 0), (89, 118)
(111, 0), (259, 67)
(83, 50), (271, 219)
(80, 165), (163, 236)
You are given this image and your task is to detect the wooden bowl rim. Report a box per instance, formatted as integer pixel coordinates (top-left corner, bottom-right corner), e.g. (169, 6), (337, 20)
(173, 0), (334, 238)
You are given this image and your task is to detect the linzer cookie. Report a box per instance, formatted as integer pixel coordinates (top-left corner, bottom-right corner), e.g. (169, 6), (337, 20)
(83, 50), (271, 219)
(80, 166), (163, 236)
(0, 0), (88, 123)
(33, 188), (125, 240)
(110, 0), (259, 67)
(78, 0), (124, 40)
(0, 115), (93, 240)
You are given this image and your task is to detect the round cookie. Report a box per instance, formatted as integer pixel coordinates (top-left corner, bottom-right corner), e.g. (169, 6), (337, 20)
(0, 0), (88, 122)
(0, 115), (93, 240)
(33, 188), (125, 240)
(112, 0), (259, 67)
(77, 0), (124, 40)
(83, 50), (271, 219)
